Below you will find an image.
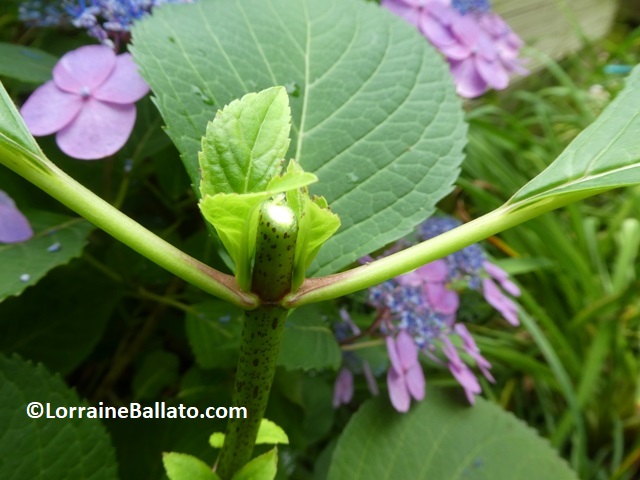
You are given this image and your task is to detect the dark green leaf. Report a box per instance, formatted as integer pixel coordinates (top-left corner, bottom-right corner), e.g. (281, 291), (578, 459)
(0, 211), (93, 301)
(0, 354), (118, 479)
(0, 43), (57, 84)
(185, 301), (244, 369)
(277, 305), (341, 371)
(0, 264), (121, 374)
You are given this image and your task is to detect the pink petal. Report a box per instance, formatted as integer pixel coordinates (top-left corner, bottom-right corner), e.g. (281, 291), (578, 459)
(449, 58), (488, 98)
(451, 15), (480, 48)
(332, 368), (354, 408)
(362, 361), (380, 396)
(475, 57), (509, 90)
(0, 191), (33, 243)
(405, 363), (426, 401)
(386, 335), (403, 374)
(484, 261), (508, 281)
(56, 98), (136, 160)
(449, 361), (481, 404)
(93, 54), (149, 104)
(418, 259), (448, 282)
(427, 284), (459, 314)
(381, 0), (421, 27)
(20, 81), (83, 136)
(53, 45), (116, 95)
(396, 330), (419, 371)
(387, 368), (410, 412)
(482, 278), (520, 325)
(397, 270), (423, 287)
(420, 15), (457, 48)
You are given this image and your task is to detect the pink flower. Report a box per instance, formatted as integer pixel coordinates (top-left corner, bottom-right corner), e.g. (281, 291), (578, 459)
(442, 336), (482, 404)
(482, 261), (520, 325)
(0, 190), (33, 244)
(454, 323), (494, 382)
(332, 368), (354, 408)
(20, 45), (149, 160)
(386, 330), (426, 412)
(381, 0), (526, 98)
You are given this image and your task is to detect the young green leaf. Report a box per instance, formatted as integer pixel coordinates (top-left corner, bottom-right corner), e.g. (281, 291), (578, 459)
(199, 87), (291, 197)
(254, 418), (289, 445)
(230, 448), (278, 480)
(163, 452), (220, 480)
(209, 419), (288, 448)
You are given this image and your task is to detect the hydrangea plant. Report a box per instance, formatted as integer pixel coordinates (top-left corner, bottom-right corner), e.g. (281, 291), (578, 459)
(1, 0), (640, 479)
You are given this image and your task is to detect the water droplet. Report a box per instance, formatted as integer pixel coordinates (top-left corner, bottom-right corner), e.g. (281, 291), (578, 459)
(347, 172), (359, 182)
(124, 158), (134, 173)
(285, 81), (300, 97)
(19, 273), (30, 283)
(47, 242), (62, 253)
(191, 85), (214, 105)
(219, 315), (231, 324)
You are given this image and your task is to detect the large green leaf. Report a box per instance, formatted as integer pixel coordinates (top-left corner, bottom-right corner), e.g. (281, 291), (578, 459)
(131, 0), (466, 276)
(0, 211), (94, 301)
(510, 65), (640, 206)
(0, 43), (57, 84)
(328, 390), (578, 480)
(0, 263), (122, 374)
(0, 354), (118, 479)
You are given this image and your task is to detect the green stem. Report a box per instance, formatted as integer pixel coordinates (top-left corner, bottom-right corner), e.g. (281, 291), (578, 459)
(216, 305), (288, 478)
(285, 191), (597, 307)
(0, 136), (257, 310)
(216, 200), (298, 478)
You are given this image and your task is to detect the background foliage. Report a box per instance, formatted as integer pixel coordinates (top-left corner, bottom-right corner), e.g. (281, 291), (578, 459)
(0, 0), (639, 479)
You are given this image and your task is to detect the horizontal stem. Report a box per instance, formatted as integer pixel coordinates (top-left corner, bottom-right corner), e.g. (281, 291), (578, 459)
(285, 191), (595, 307)
(0, 140), (258, 309)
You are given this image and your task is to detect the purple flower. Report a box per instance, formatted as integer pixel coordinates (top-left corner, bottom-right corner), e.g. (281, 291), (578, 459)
(20, 45), (149, 160)
(364, 214), (521, 407)
(0, 190), (33, 244)
(20, 1), (194, 46)
(332, 368), (354, 408)
(381, 0), (526, 98)
(386, 330), (426, 412)
(442, 336), (481, 403)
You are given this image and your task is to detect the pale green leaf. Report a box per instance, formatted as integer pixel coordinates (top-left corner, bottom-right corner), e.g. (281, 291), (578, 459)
(209, 432), (225, 449)
(0, 211), (94, 301)
(163, 452), (220, 480)
(131, 0), (465, 276)
(209, 419), (288, 449)
(292, 196), (340, 289)
(199, 87), (291, 197)
(0, 81), (47, 174)
(231, 447), (278, 480)
(255, 418), (289, 445)
(199, 192), (265, 288)
(510, 65), (640, 207)
(328, 390), (578, 480)
(0, 354), (118, 479)
(0, 43), (57, 84)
